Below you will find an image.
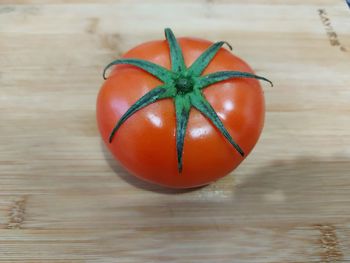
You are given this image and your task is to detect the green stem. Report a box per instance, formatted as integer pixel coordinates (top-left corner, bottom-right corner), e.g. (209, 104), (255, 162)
(109, 84), (175, 143)
(103, 58), (173, 82)
(165, 28), (186, 72)
(197, 71), (273, 89)
(174, 95), (191, 172)
(188, 41), (232, 76)
(190, 91), (244, 156)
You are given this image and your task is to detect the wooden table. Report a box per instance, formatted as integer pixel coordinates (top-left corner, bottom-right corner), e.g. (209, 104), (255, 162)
(1, 0), (350, 262)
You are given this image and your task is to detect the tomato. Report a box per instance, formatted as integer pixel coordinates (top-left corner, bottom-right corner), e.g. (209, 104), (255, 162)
(96, 28), (271, 189)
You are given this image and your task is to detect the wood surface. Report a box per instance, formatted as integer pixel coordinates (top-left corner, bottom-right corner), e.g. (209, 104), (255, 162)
(1, 0), (350, 262)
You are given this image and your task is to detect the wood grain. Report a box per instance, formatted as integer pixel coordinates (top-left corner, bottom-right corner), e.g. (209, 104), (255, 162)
(1, 0), (350, 262)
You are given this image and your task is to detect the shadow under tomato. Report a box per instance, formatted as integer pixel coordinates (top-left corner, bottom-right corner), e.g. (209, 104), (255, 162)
(99, 139), (205, 194)
(230, 156), (350, 217)
(131, 155), (350, 222)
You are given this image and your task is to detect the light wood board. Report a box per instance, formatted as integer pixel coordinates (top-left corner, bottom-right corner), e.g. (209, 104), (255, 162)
(1, 0), (350, 262)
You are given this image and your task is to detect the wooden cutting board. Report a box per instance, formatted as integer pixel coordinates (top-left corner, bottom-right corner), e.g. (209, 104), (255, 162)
(1, 0), (350, 262)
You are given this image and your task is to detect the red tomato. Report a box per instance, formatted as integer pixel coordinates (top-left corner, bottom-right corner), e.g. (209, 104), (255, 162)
(96, 29), (271, 189)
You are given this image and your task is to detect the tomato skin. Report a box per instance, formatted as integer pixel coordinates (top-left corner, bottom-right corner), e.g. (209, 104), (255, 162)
(96, 37), (265, 189)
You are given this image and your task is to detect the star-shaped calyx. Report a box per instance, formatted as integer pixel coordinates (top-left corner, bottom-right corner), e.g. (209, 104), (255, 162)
(103, 28), (272, 173)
